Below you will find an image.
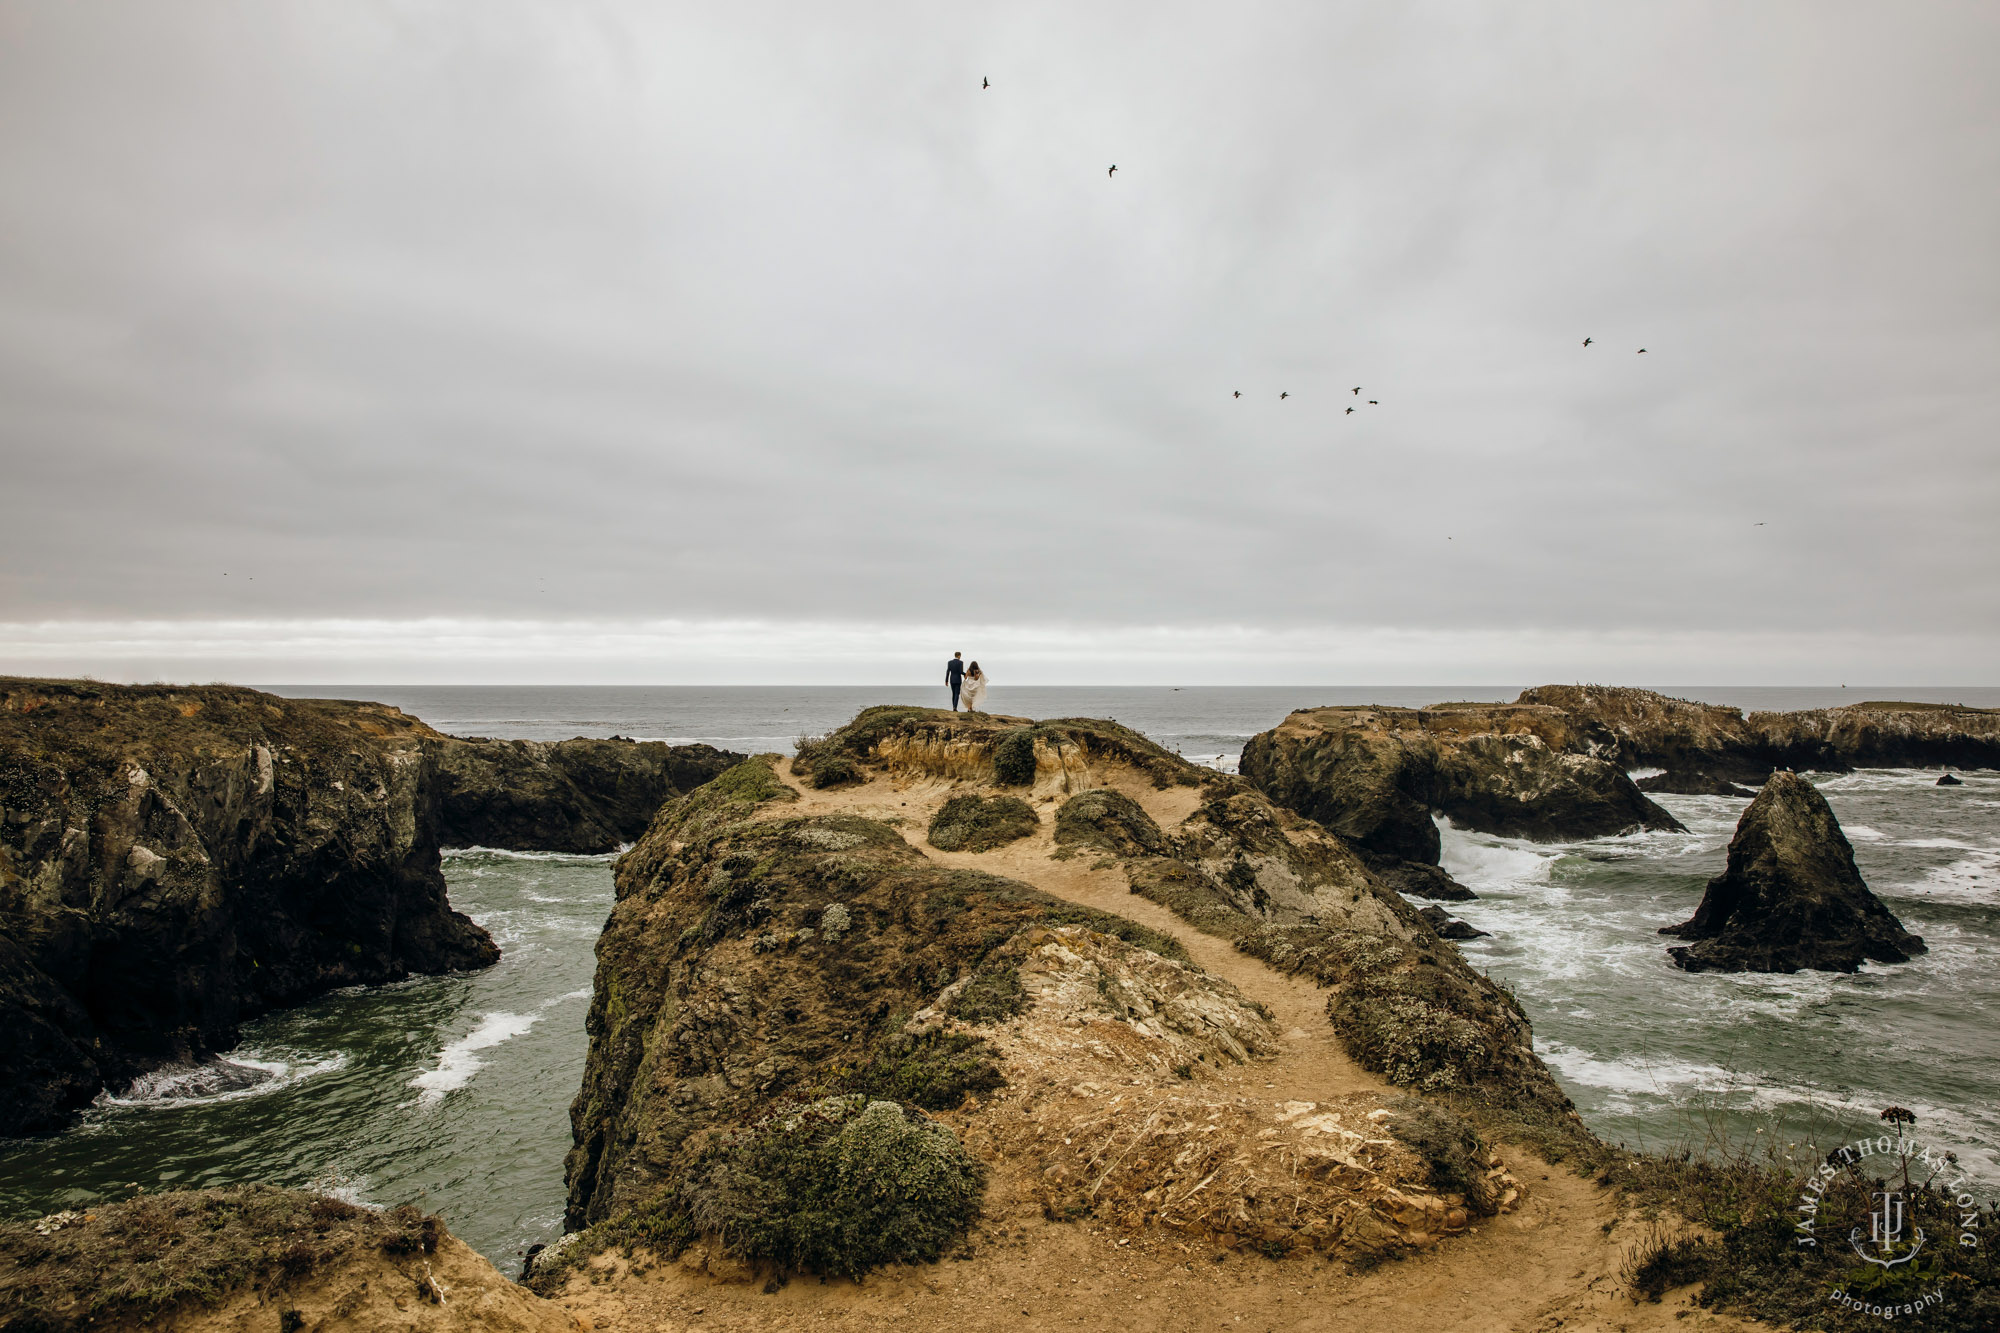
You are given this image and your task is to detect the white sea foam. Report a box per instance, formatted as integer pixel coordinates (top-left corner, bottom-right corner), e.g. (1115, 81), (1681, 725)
(1626, 767), (1667, 781)
(1844, 824), (1885, 841)
(443, 846), (617, 864)
(409, 1012), (541, 1102)
(407, 989), (594, 1103)
(1891, 850), (2000, 903)
(1436, 822), (1558, 895)
(97, 1051), (345, 1109)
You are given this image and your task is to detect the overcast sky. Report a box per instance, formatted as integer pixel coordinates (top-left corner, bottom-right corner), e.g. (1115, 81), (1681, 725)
(2, 1), (1996, 683)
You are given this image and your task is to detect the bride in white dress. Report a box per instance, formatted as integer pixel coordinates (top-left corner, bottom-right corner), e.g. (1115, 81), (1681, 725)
(962, 661), (988, 712)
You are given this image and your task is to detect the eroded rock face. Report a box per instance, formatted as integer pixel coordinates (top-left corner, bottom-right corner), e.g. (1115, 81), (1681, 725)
(1662, 771), (1925, 974)
(0, 679), (498, 1134)
(1238, 704), (1684, 879)
(432, 736), (741, 852)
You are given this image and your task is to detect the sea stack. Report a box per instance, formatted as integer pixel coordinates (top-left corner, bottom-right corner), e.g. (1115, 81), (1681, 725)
(1662, 771), (1924, 974)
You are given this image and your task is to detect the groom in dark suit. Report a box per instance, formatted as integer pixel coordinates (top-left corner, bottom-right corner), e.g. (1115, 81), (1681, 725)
(946, 652), (965, 711)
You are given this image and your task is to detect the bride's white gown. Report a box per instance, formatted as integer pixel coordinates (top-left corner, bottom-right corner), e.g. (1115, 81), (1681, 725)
(962, 672), (988, 710)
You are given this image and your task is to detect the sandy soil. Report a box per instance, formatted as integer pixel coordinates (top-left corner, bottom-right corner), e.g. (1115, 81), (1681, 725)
(543, 762), (1759, 1333)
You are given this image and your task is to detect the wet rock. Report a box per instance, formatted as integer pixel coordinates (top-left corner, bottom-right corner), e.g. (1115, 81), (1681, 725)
(1359, 855), (1478, 901)
(1662, 771), (1925, 974)
(1417, 906), (1489, 940)
(0, 679), (498, 1135)
(1938, 773), (1963, 786)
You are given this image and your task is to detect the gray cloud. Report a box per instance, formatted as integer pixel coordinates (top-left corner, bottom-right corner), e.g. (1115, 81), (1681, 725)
(2, 1), (1996, 674)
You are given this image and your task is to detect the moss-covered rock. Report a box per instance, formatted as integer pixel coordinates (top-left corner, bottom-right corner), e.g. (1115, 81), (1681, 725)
(927, 794), (1039, 852)
(0, 1186), (444, 1332)
(1053, 789), (1167, 858)
(562, 765), (1188, 1278)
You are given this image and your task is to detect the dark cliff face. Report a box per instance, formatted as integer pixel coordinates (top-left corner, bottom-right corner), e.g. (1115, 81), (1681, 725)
(431, 737), (742, 853)
(1239, 704), (1684, 874)
(0, 679), (498, 1134)
(1518, 685), (2000, 785)
(1661, 771), (1925, 974)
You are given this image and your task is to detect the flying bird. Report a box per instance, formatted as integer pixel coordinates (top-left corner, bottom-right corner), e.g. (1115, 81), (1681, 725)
(1280, 391), (1289, 400)
(982, 77), (989, 89)
(1755, 522), (1766, 526)
(1637, 348), (1647, 354)
(1233, 390), (1241, 398)
(1582, 337), (1592, 347)
(1107, 164), (1117, 177)
(1345, 406), (1355, 414)
(1368, 400), (1378, 405)
(1352, 387), (1361, 395)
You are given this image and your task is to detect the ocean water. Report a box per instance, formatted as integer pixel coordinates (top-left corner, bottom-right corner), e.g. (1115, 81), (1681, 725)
(2, 684), (1994, 1267)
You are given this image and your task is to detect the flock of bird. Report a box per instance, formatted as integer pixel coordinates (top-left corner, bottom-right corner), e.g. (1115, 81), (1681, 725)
(976, 77), (1658, 424)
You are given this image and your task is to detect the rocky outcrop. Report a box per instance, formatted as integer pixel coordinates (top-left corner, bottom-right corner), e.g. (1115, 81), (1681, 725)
(564, 757), (1211, 1241)
(559, 713), (1558, 1278)
(432, 736), (741, 853)
(1661, 771), (1925, 974)
(1747, 700), (2000, 771)
(1238, 704), (1684, 896)
(1939, 773), (1963, 786)
(0, 1185), (576, 1333)
(0, 679), (499, 1135)
(1518, 685), (2000, 786)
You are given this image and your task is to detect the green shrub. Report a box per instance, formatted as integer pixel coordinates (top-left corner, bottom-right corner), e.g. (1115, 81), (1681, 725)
(946, 966), (1028, 1024)
(927, 794), (1039, 852)
(810, 753), (863, 788)
(1380, 1096), (1498, 1213)
(993, 728), (1039, 786)
(1053, 789), (1167, 858)
(840, 1031), (1005, 1109)
(685, 1097), (983, 1279)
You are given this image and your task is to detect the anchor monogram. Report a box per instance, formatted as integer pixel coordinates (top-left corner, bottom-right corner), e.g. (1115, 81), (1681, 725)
(1849, 1189), (1926, 1268)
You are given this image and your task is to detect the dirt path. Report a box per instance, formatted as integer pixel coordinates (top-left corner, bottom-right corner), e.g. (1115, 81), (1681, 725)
(550, 767), (1755, 1333)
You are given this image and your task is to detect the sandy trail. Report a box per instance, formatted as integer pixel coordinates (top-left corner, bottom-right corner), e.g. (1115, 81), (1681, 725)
(550, 766), (1753, 1333)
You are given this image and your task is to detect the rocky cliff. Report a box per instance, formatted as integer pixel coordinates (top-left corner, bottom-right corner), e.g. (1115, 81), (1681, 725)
(556, 709), (1562, 1282)
(0, 679), (499, 1134)
(432, 736), (741, 852)
(1238, 704), (1684, 893)
(1518, 685), (2000, 790)
(1661, 771), (1926, 973)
